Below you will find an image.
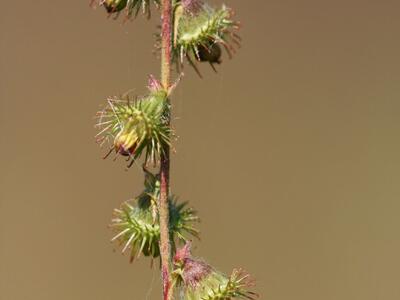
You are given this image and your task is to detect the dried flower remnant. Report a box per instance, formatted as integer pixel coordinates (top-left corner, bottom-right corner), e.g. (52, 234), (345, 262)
(181, 0), (204, 15)
(148, 74), (164, 93)
(173, 243), (212, 288)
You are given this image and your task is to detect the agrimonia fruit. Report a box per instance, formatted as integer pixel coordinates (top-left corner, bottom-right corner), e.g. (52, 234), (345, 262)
(95, 87), (171, 167)
(110, 169), (199, 261)
(173, 1), (241, 74)
(172, 243), (258, 300)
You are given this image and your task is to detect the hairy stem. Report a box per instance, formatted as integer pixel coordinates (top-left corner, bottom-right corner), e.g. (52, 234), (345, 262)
(161, 0), (172, 89)
(159, 0), (173, 300)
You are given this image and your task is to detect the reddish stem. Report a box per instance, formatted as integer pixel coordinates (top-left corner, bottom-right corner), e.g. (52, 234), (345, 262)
(161, 0), (172, 89)
(159, 0), (173, 300)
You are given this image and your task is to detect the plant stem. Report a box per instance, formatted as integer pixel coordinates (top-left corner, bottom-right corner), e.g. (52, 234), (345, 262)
(159, 0), (173, 300)
(161, 0), (172, 89)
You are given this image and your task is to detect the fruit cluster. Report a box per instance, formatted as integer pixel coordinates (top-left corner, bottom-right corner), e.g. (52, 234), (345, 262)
(92, 1), (257, 299)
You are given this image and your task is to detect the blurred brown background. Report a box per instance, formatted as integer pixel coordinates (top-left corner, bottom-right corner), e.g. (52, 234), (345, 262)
(1, 0), (400, 299)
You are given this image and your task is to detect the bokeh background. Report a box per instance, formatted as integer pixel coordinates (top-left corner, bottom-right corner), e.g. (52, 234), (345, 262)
(1, 1), (400, 299)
